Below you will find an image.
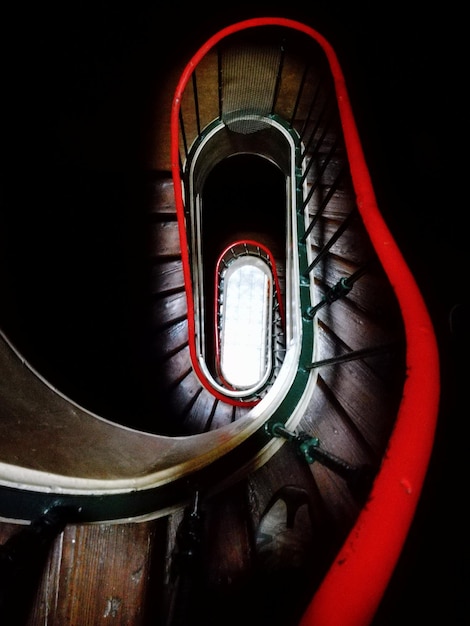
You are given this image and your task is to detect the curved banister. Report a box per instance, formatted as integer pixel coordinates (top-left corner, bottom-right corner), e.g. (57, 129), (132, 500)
(171, 17), (440, 626)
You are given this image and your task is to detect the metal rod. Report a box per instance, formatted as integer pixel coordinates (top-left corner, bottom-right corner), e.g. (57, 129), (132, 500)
(300, 90), (334, 164)
(301, 151), (344, 218)
(305, 262), (370, 318)
(303, 210), (356, 276)
(192, 72), (201, 137)
(267, 423), (375, 502)
(307, 343), (399, 369)
(179, 109), (189, 160)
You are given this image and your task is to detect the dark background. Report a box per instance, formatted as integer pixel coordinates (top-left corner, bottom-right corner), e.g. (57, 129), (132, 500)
(1, 2), (466, 624)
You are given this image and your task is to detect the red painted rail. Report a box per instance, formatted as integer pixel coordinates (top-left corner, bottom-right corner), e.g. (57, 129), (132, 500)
(171, 17), (440, 626)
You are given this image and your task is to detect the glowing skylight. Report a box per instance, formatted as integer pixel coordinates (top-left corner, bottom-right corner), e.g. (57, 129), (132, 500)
(220, 261), (272, 388)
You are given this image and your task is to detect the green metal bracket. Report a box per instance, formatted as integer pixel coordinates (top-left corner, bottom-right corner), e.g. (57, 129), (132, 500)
(305, 276), (352, 319)
(266, 422), (376, 502)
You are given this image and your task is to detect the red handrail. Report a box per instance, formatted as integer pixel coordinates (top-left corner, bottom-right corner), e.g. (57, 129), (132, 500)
(171, 17), (440, 626)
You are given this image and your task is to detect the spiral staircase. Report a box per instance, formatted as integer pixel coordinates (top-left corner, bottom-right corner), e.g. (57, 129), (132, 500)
(0, 18), (439, 626)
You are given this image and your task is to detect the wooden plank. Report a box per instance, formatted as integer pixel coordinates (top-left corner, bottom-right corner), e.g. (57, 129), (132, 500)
(247, 442), (321, 528)
(162, 345), (193, 387)
(316, 297), (402, 356)
(312, 254), (403, 327)
(314, 343), (402, 453)
(159, 508), (184, 620)
(150, 259), (184, 295)
(150, 291), (187, 329)
(300, 375), (378, 466)
(298, 380), (363, 535)
(166, 370), (204, 430)
(147, 320), (189, 363)
(182, 389), (217, 433)
(197, 482), (255, 626)
(22, 519), (167, 626)
(309, 462), (360, 537)
(308, 215), (373, 266)
(183, 393), (252, 434)
(207, 399), (236, 431)
(233, 404), (252, 423)
(149, 221), (181, 258)
(204, 482), (252, 590)
(146, 177), (176, 217)
(303, 149), (350, 191)
(305, 182), (355, 221)
(245, 444), (336, 626)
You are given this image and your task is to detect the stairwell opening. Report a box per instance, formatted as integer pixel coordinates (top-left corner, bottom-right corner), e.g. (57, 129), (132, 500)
(199, 153), (286, 397)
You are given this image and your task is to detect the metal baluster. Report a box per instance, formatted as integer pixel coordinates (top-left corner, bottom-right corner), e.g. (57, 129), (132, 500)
(307, 343), (400, 369)
(192, 72), (201, 138)
(179, 109), (189, 162)
(302, 210), (356, 277)
(301, 145), (344, 216)
(300, 90), (334, 163)
(304, 263), (369, 319)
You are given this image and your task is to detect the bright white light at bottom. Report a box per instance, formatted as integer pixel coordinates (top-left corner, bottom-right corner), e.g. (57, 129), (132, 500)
(221, 263), (270, 388)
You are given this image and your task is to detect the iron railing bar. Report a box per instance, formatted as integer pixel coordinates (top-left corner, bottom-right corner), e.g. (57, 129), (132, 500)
(178, 152), (184, 180)
(300, 108), (338, 186)
(307, 343), (400, 369)
(342, 262), (371, 288)
(304, 164), (346, 222)
(305, 262), (372, 318)
(266, 422), (375, 502)
(303, 209), (357, 275)
(203, 399), (219, 432)
(301, 165), (347, 237)
(301, 137), (341, 204)
(179, 109), (189, 161)
(192, 72), (201, 137)
(298, 73), (327, 140)
(300, 129), (327, 186)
